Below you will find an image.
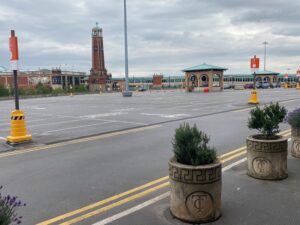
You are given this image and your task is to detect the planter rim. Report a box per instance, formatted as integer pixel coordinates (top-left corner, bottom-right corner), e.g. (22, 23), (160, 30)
(247, 134), (287, 143)
(169, 156), (221, 170)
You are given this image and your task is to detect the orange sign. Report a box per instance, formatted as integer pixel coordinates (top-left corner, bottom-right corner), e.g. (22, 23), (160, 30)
(284, 73), (288, 79)
(250, 55), (260, 69)
(297, 70), (300, 77)
(9, 35), (19, 61)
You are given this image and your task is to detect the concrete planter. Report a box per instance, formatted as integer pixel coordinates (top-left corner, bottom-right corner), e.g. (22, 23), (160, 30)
(169, 157), (222, 223)
(291, 127), (300, 158)
(246, 135), (288, 180)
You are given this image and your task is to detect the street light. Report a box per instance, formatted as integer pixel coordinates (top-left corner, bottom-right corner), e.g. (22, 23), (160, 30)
(262, 41), (268, 71)
(122, 0), (132, 97)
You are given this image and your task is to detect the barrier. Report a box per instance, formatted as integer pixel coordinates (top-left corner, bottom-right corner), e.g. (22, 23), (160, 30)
(6, 110), (32, 144)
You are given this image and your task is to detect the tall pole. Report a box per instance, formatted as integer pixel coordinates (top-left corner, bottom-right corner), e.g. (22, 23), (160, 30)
(10, 30), (19, 110)
(262, 41), (268, 71)
(123, 0), (132, 97)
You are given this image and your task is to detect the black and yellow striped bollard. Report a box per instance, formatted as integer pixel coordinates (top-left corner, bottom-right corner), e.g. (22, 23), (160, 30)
(6, 110), (32, 145)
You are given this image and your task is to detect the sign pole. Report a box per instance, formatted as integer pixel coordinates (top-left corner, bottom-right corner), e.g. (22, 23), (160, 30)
(7, 30), (32, 145)
(249, 55), (259, 104)
(10, 30), (20, 110)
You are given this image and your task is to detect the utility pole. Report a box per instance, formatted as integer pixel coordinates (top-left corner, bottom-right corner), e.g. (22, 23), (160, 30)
(122, 0), (132, 97)
(262, 41), (268, 71)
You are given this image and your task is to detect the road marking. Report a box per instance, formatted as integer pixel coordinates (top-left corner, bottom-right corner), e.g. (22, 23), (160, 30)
(220, 150), (246, 163)
(59, 182), (170, 225)
(92, 192), (171, 225)
(36, 176), (169, 225)
(140, 113), (191, 118)
(30, 112), (147, 126)
(219, 146), (246, 159)
(222, 157), (247, 172)
(37, 140), (278, 225)
(39, 122), (112, 134)
(83, 112), (128, 118)
(233, 107), (254, 113)
(92, 157), (248, 225)
(0, 125), (161, 159)
(24, 129), (290, 225)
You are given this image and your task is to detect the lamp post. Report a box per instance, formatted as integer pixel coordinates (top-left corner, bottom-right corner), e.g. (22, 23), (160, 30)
(122, 0), (132, 97)
(262, 41), (268, 71)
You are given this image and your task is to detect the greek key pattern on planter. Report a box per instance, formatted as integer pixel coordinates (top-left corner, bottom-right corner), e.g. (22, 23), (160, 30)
(169, 164), (221, 184)
(247, 139), (287, 153)
(292, 128), (300, 139)
(292, 140), (300, 155)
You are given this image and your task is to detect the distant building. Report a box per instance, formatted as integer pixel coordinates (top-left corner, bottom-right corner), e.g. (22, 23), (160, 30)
(183, 63), (227, 92)
(89, 23), (111, 92)
(110, 72), (298, 91)
(0, 69), (87, 89)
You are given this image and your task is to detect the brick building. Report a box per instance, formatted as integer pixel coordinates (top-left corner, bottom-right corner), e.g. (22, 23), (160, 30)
(0, 69), (87, 89)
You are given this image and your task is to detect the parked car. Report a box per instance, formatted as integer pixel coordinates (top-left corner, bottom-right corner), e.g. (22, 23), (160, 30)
(262, 82), (270, 89)
(270, 83), (280, 88)
(224, 84), (235, 89)
(255, 83), (262, 89)
(138, 86), (146, 92)
(244, 83), (254, 89)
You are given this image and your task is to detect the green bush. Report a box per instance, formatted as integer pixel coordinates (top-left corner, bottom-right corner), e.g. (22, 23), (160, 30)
(19, 87), (37, 96)
(35, 83), (52, 94)
(0, 84), (9, 97)
(172, 123), (217, 166)
(248, 102), (287, 139)
(52, 88), (65, 95)
(74, 85), (88, 92)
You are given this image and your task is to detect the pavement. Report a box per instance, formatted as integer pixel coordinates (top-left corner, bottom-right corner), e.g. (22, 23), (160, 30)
(0, 88), (299, 225)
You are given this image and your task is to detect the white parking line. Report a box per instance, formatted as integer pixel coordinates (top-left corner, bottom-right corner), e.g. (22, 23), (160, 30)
(92, 192), (170, 225)
(92, 157), (248, 225)
(31, 112), (147, 126)
(37, 121), (113, 134)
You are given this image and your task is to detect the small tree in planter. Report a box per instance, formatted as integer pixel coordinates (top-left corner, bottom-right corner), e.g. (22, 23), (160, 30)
(285, 108), (300, 158)
(169, 123), (221, 223)
(247, 102), (288, 180)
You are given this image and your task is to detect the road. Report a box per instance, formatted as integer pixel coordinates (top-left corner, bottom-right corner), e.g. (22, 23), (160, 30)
(0, 88), (298, 225)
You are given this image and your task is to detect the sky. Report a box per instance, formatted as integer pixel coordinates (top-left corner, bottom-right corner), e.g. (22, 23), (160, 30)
(0, 0), (299, 76)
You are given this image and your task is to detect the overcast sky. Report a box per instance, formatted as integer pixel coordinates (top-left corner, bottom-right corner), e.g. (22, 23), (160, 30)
(0, 0), (299, 76)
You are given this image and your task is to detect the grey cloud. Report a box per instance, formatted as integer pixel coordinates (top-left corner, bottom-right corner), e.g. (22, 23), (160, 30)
(0, 0), (299, 75)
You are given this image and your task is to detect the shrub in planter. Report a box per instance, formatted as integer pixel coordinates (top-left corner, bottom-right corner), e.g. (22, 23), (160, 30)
(169, 123), (221, 223)
(247, 103), (288, 180)
(285, 108), (300, 158)
(0, 186), (26, 225)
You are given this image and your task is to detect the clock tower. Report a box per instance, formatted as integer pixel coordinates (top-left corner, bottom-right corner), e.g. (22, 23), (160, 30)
(89, 23), (111, 91)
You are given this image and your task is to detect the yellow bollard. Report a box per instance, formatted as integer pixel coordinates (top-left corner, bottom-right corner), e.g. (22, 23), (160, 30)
(6, 110), (32, 144)
(284, 83), (288, 89)
(296, 83), (300, 89)
(248, 90), (259, 105)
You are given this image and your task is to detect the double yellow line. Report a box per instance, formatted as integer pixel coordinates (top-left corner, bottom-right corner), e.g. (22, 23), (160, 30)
(37, 129), (291, 225)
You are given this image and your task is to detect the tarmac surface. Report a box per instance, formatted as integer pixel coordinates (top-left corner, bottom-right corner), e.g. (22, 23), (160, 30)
(0, 88), (299, 225)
